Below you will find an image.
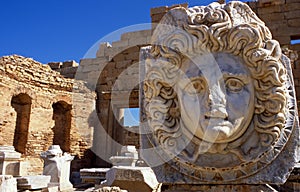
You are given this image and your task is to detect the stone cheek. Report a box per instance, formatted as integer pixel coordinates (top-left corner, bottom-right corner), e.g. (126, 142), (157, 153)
(141, 1), (299, 184)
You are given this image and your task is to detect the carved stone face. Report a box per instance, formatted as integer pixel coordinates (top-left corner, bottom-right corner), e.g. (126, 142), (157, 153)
(177, 52), (255, 143)
(142, 1), (296, 183)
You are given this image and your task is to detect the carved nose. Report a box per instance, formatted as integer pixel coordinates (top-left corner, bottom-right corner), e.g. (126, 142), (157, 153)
(205, 105), (228, 119)
(205, 84), (228, 119)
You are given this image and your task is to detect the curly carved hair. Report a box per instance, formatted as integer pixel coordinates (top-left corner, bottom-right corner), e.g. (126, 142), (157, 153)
(144, 1), (288, 148)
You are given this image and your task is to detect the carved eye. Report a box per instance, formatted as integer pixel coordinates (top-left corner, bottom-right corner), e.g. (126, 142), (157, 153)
(226, 78), (244, 93)
(184, 78), (206, 95)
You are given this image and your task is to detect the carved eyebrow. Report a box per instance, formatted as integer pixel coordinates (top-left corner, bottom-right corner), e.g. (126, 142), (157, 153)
(183, 73), (251, 86)
(189, 76), (206, 82)
(223, 73), (251, 84)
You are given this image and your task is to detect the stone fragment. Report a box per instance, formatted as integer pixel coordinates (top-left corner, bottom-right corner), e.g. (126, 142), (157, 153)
(96, 186), (128, 192)
(80, 168), (110, 185)
(102, 166), (158, 192)
(17, 175), (51, 190)
(40, 145), (74, 191)
(0, 146), (23, 176)
(62, 60), (78, 68)
(109, 146), (138, 167)
(0, 175), (17, 192)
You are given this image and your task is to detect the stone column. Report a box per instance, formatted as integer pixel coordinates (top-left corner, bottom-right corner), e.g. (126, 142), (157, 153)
(40, 145), (74, 191)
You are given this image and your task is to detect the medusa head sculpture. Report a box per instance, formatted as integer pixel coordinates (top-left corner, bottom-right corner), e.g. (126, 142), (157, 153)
(142, 1), (298, 183)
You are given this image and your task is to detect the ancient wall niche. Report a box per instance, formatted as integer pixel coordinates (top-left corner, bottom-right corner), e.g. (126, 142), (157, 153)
(52, 101), (72, 152)
(11, 93), (32, 154)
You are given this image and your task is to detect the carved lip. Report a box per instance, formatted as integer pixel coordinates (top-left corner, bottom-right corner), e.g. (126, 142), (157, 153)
(202, 118), (233, 129)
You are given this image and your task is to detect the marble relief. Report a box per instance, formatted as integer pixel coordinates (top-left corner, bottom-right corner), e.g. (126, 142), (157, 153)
(141, 1), (299, 184)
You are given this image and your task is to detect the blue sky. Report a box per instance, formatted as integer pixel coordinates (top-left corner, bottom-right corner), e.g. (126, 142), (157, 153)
(0, 0), (249, 126)
(0, 0), (250, 64)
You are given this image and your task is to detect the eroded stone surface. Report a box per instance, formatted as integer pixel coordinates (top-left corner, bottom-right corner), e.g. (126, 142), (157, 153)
(0, 175), (17, 192)
(41, 145), (74, 191)
(141, 1), (299, 185)
(80, 168), (110, 185)
(109, 146), (138, 167)
(0, 146), (23, 176)
(102, 166), (159, 192)
(0, 55), (95, 174)
(17, 175), (51, 190)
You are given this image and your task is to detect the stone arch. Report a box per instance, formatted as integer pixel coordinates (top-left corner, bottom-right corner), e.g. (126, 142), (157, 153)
(52, 101), (72, 152)
(11, 93), (32, 154)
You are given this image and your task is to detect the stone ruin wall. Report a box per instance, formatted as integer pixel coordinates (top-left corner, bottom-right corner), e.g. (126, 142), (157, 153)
(45, 0), (300, 167)
(0, 55), (95, 175)
(0, 0), (300, 172)
(76, 30), (151, 167)
(38, 0), (300, 170)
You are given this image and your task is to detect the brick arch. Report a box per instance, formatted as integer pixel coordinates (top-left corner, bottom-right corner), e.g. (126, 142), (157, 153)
(11, 93), (32, 154)
(52, 100), (72, 152)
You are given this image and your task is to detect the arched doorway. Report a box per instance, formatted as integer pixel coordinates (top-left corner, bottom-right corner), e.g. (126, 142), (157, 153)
(11, 93), (32, 154)
(52, 101), (72, 152)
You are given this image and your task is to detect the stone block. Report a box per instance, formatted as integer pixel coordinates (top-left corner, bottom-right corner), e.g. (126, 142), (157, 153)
(82, 64), (101, 73)
(124, 46), (140, 54)
(258, 5), (282, 14)
(0, 146), (22, 176)
(106, 47), (127, 58)
(285, 10), (300, 19)
(79, 58), (94, 66)
(125, 52), (140, 60)
(121, 30), (151, 40)
(273, 26), (300, 36)
(0, 175), (17, 192)
(159, 184), (277, 191)
(150, 6), (167, 16)
(112, 40), (129, 48)
(288, 18), (300, 27)
(48, 62), (62, 70)
(112, 53), (126, 62)
(97, 42), (112, 58)
(283, 2), (300, 12)
(80, 168), (110, 185)
(103, 166), (159, 192)
(88, 70), (101, 82)
(62, 60), (78, 68)
(151, 13), (166, 23)
(42, 186), (59, 192)
(259, 12), (285, 22)
(258, 0), (285, 7)
(121, 30), (151, 41)
(109, 146), (138, 167)
(115, 60), (132, 69)
(128, 37), (148, 47)
(41, 145), (74, 192)
(92, 57), (110, 65)
(74, 71), (89, 81)
(17, 175), (51, 190)
(286, 0), (300, 3)
(96, 186), (128, 192)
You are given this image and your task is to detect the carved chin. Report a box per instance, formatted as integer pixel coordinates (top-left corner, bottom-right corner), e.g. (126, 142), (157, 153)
(202, 125), (233, 143)
(198, 118), (244, 143)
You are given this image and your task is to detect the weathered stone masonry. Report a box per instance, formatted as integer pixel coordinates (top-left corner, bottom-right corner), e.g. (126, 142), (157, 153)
(0, 55), (95, 175)
(0, 0), (300, 173)
(70, 0), (300, 167)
